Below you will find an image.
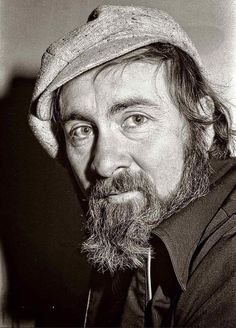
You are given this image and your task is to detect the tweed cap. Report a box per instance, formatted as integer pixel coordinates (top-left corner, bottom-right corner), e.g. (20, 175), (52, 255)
(29, 4), (202, 158)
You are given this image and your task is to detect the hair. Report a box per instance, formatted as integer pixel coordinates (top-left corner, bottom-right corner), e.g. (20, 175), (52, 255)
(52, 42), (234, 160)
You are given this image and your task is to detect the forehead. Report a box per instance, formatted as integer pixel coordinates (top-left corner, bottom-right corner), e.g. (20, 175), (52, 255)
(59, 61), (167, 113)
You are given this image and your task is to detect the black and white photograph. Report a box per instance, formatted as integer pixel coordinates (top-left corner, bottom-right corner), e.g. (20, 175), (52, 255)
(0, 1), (236, 327)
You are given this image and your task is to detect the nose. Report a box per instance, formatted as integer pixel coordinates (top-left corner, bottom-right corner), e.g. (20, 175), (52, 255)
(91, 133), (132, 178)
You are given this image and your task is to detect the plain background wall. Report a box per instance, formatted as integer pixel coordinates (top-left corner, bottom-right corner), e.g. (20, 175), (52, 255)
(0, 0), (236, 325)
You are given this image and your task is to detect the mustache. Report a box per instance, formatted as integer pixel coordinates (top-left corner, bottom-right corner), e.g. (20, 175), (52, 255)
(88, 170), (156, 200)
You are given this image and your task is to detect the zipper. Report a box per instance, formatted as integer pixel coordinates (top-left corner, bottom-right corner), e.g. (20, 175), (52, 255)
(83, 288), (91, 328)
(147, 248), (152, 301)
(84, 250), (153, 327)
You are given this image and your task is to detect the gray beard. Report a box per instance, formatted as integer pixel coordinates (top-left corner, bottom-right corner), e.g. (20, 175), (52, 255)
(82, 136), (211, 274)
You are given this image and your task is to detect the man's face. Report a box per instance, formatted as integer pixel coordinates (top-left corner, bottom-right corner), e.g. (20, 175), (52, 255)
(59, 61), (209, 273)
(60, 62), (188, 200)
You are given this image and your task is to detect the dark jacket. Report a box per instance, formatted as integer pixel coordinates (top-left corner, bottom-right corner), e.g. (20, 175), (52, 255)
(85, 158), (236, 327)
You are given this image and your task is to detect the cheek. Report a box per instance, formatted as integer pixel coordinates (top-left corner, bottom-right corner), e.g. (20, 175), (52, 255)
(133, 133), (185, 198)
(66, 145), (91, 191)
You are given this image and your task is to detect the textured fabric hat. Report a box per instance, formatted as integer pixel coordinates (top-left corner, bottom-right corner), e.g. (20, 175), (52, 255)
(29, 4), (202, 158)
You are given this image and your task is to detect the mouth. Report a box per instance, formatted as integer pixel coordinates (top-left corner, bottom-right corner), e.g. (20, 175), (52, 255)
(106, 190), (143, 203)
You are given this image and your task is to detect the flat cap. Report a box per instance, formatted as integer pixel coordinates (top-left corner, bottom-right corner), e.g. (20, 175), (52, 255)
(29, 4), (202, 158)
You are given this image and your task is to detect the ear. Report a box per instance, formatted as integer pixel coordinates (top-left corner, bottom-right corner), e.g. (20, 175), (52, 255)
(197, 96), (215, 151)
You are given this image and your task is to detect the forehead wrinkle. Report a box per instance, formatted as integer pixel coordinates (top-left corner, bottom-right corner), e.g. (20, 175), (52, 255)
(59, 72), (99, 122)
(92, 62), (167, 121)
(93, 61), (164, 98)
(59, 81), (82, 114)
(93, 59), (161, 86)
(59, 61), (166, 124)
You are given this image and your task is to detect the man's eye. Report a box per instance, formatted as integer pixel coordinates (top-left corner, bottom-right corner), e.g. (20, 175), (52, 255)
(70, 126), (93, 140)
(123, 114), (148, 128)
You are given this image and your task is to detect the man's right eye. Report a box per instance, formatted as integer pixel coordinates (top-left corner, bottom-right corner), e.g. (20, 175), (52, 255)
(69, 125), (94, 144)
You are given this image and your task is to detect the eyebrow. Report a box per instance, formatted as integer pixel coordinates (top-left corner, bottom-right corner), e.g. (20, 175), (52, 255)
(60, 97), (159, 124)
(108, 97), (159, 116)
(60, 112), (85, 124)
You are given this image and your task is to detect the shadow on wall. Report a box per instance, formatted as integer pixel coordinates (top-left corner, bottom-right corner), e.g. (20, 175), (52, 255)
(0, 76), (90, 326)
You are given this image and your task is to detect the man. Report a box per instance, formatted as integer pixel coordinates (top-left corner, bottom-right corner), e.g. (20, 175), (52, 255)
(29, 5), (236, 327)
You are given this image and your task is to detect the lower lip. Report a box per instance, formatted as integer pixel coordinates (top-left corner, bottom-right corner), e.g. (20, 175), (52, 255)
(107, 191), (143, 203)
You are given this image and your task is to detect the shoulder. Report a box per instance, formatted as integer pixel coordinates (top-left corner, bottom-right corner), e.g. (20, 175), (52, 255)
(175, 214), (236, 327)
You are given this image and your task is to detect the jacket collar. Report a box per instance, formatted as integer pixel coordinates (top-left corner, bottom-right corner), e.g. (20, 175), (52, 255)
(151, 158), (236, 291)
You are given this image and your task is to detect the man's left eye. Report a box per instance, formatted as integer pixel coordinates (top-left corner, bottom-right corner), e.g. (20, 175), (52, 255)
(123, 114), (148, 128)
